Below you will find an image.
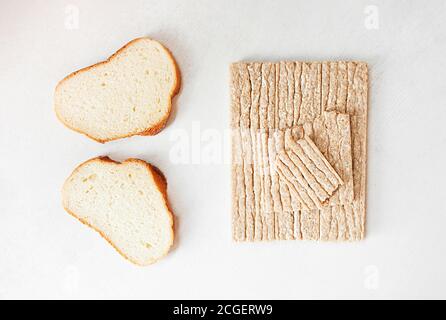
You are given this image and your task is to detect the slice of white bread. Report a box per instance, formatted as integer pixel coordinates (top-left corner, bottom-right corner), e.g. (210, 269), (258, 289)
(62, 157), (174, 266)
(54, 37), (180, 143)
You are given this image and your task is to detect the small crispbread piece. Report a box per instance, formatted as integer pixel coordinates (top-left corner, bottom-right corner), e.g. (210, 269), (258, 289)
(305, 111), (354, 205)
(275, 130), (343, 210)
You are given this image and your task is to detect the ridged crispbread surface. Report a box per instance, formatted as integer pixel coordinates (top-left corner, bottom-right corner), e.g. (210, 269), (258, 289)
(231, 61), (368, 241)
(55, 37), (180, 143)
(62, 157), (174, 266)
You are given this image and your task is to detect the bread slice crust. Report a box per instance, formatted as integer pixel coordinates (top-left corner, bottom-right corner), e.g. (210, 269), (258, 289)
(62, 157), (175, 266)
(54, 37), (181, 143)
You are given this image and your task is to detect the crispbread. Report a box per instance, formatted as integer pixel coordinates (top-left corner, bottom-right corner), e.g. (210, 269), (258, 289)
(62, 157), (174, 265)
(303, 111), (354, 206)
(231, 61), (368, 241)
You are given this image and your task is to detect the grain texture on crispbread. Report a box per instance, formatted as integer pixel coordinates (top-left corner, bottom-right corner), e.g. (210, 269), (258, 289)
(231, 61), (368, 241)
(303, 111), (354, 206)
(275, 130), (344, 210)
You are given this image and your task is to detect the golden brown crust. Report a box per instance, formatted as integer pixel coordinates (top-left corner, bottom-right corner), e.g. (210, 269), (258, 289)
(62, 156), (175, 266)
(54, 37), (181, 144)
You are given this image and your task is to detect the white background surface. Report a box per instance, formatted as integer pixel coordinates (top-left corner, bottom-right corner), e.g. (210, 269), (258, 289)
(1, 0), (446, 300)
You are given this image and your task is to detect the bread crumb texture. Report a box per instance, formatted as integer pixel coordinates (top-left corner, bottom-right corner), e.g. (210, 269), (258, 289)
(231, 61), (368, 241)
(62, 157), (174, 266)
(55, 37), (180, 143)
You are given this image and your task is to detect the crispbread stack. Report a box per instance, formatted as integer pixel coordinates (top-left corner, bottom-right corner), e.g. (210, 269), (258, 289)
(276, 130), (344, 210)
(231, 61), (368, 241)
